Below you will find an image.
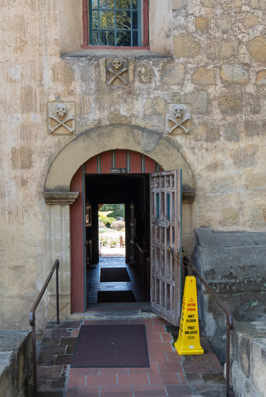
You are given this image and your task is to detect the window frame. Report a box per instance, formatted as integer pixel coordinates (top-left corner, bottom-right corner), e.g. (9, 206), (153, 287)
(82, 0), (149, 49)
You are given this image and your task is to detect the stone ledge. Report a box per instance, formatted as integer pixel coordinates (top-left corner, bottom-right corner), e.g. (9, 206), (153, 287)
(44, 188), (194, 204)
(61, 50), (173, 60)
(182, 185), (195, 203)
(44, 191), (79, 205)
(0, 330), (33, 397)
(232, 320), (266, 397)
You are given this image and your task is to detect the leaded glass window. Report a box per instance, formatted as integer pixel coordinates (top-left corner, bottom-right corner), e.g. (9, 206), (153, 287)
(89, 0), (141, 46)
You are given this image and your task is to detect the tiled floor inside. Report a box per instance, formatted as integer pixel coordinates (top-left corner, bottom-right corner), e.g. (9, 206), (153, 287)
(37, 317), (228, 397)
(87, 256), (149, 306)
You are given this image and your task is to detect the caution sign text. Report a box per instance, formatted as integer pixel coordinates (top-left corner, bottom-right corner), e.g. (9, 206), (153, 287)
(174, 276), (204, 355)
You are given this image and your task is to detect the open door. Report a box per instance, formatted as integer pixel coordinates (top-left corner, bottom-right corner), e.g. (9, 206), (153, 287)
(150, 170), (182, 326)
(129, 201), (135, 264)
(85, 203), (93, 266)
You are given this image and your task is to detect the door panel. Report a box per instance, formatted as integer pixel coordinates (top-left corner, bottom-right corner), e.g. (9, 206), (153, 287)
(70, 166), (85, 313)
(150, 170), (182, 326)
(129, 201), (135, 264)
(85, 204), (92, 266)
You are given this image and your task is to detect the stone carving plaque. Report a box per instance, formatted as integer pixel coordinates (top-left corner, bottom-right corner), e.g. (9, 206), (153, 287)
(166, 104), (191, 135)
(106, 58), (129, 86)
(137, 64), (153, 84)
(48, 101), (75, 135)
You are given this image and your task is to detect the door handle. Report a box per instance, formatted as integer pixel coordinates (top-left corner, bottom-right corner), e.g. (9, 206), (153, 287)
(168, 247), (174, 255)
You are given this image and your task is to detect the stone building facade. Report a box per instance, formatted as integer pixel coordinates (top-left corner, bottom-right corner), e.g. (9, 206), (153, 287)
(1, 0), (266, 353)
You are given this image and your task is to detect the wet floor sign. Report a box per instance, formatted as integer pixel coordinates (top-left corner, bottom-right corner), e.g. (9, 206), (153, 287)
(174, 276), (204, 355)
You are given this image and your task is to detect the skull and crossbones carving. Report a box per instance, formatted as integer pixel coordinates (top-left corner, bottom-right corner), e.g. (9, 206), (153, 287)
(49, 103), (74, 134)
(106, 58), (129, 86)
(167, 104), (191, 135)
(56, 103), (68, 117)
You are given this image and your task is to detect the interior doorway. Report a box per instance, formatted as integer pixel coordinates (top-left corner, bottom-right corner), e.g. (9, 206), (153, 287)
(70, 150), (161, 312)
(98, 203), (126, 258)
(70, 151), (182, 324)
(85, 173), (151, 308)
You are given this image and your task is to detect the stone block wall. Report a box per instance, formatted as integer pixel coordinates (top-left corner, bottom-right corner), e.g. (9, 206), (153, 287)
(232, 321), (266, 397)
(0, 330), (33, 396)
(1, 0), (266, 328)
(193, 228), (266, 362)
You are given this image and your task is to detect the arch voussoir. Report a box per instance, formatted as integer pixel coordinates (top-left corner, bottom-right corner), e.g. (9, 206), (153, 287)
(44, 125), (194, 196)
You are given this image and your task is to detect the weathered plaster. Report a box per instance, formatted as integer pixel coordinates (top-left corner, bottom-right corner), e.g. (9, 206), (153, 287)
(1, 0), (266, 331)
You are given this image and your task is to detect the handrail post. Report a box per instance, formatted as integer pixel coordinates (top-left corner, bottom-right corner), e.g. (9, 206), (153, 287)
(226, 317), (230, 397)
(56, 262), (60, 324)
(30, 312), (38, 397)
(182, 256), (234, 397)
(29, 260), (60, 397)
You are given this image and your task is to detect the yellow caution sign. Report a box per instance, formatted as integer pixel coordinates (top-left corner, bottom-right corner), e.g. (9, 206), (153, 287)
(174, 276), (204, 355)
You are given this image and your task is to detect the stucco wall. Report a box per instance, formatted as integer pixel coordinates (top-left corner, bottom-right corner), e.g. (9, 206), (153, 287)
(1, 0), (266, 329)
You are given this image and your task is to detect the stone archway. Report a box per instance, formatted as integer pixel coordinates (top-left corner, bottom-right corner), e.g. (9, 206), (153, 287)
(45, 124), (194, 193)
(44, 125), (195, 319)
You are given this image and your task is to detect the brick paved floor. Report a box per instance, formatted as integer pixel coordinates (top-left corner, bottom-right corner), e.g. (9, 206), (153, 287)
(37, 316), (229, 397)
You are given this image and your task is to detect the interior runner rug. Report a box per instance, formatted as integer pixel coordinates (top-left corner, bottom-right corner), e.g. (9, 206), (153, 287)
(100, 267), (130, 282)
(97, 290), (136, 303)
(71, 324), (149, 367)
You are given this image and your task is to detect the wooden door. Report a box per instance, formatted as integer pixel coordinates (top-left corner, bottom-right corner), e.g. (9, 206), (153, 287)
(150, 170), (182, 326)
(129, 201), (135, 264)
(85, 204), (93, 266)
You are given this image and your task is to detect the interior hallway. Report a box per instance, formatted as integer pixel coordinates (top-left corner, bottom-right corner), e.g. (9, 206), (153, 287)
(87, 256), (149, 307)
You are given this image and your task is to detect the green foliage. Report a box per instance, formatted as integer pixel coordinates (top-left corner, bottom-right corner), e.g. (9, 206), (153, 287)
(100, 204), (125, 219)
(98, 211), (116, 227)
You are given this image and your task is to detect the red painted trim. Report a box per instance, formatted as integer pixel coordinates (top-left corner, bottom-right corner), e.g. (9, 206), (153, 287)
(85, 157), (97, 173)
(143, 0), (149, 47)
(82, 0), (149, 48)
(115, 150), (127, 169)
(70, 167), (84, 313)
(130, 151), (142, 173)
(100, 151), (113, 173)
(82, 150), (160, 175)
(145, 155), (156, 173)
(81, 45), (150, 50)
(82, 0), (89, 47)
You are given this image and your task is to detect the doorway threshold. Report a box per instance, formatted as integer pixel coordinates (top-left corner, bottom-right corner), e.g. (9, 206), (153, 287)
(87, 301), (151, 311)
(70, 302), (156, 321)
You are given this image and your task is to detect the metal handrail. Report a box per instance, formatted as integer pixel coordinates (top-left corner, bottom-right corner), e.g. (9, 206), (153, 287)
(29, 259), (60, 397)
(135, 242), (150, 253)
(183, 256), (234, 397)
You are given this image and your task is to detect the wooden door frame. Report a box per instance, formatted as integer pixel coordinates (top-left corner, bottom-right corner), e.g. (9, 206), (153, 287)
(70, 150), (162, 313)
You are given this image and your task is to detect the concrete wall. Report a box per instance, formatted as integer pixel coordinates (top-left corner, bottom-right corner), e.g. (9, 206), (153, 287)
(1, 0), (266, 329)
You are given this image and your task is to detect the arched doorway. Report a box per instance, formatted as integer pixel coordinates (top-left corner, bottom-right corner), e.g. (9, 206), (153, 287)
(44, 124), (195, 322)
(70, 150), (162, 312)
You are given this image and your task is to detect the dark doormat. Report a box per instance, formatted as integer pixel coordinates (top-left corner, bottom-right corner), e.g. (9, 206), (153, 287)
(71, 324), (149, 368)
(98, 290), (136, 303)
(100, 267), (130, 282)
